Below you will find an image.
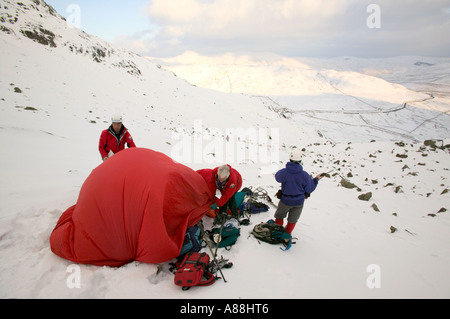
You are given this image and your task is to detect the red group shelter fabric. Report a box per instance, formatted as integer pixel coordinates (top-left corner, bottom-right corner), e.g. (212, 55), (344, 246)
(50, 148), (214, 267)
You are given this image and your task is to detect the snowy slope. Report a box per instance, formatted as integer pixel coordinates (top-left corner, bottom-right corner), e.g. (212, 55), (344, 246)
(1, 0), (450, 299)
(153, 51), (426, 102)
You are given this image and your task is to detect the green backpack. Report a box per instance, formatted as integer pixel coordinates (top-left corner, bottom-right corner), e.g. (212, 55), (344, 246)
(252, 220), (293, 251)
(210, 225), (240, 249)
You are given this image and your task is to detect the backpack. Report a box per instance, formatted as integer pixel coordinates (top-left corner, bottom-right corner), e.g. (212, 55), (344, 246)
(240, 199), (270, 214)
(241, 187), (254, 196)
(174, 252), (216, 291)
(178, 221), (204, 258)
(234, 191), (247, 208)
(210, 225), (240, 249)
(252, 220), (293, 250)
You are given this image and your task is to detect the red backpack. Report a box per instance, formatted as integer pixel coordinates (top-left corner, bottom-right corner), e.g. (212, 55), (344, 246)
(174, 252), (216, 290)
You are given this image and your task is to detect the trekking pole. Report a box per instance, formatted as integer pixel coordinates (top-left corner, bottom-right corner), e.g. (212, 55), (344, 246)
(214, 213), (227, 258)
(203, 233), (227, 283)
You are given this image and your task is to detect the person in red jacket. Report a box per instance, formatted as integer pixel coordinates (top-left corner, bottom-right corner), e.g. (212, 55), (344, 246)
(197, 165), (242, 217)
(99, 114), (136, 161)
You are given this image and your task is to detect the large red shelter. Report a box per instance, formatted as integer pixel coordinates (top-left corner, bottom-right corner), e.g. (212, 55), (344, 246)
(50, 148), (213, 267)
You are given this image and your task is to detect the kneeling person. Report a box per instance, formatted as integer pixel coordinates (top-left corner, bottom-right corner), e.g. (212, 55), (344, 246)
(197, 165), (242, 217)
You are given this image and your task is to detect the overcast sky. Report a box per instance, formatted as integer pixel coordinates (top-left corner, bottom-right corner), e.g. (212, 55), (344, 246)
(46, 0), (450, 58)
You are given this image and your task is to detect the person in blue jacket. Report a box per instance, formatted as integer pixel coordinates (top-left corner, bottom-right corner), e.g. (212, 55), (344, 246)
(274, 149), (324, 234)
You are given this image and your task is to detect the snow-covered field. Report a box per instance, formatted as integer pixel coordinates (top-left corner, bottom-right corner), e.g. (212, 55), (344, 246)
(1, 0), (449, 299)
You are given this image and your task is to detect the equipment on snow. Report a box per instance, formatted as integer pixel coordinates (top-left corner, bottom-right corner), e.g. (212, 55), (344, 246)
(178, 221), (205, 259)
(174, 252), (216, 291)
(209, 225), (240, 249)
(203, 233), (230, 283)
(209, 256), (233, 275)
(238, 186), (272, 213)
(210, 213), (240, 256)
(243, 199), (270, 214)
(252, 220), (294, 251)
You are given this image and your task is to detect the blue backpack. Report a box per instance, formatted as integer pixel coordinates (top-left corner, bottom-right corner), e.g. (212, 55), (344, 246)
(178, 222), (204, 258)
(239, 199), (269, 214)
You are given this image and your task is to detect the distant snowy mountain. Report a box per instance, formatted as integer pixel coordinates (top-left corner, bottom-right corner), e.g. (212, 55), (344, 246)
(151, 51), (450, 143)
(1, 0), (449, 299)
(152, 51), (425, 102)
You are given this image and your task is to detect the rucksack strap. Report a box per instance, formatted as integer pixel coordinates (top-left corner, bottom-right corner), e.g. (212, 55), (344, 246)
(198, 271), (216, 287)
(181, 271), (215, 291)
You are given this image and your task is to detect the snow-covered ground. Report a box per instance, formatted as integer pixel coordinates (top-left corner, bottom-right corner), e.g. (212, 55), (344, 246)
(1, 0), (449, 299)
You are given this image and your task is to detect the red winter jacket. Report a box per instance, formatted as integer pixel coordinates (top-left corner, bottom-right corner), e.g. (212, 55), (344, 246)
(99, 125), (136, 159)
(197, 165), (242, 207)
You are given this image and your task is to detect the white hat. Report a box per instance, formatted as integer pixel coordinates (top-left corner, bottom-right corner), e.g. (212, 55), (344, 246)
(111, 114), (123, 123)
(290, 149), (302, 162)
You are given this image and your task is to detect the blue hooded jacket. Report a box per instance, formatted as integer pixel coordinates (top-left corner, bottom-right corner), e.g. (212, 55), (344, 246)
(275, 162), (319, 206)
